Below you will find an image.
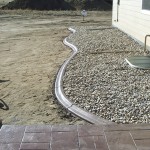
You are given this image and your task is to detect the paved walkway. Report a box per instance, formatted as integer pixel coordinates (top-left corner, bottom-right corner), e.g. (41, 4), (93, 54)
(0, 124), (150, 150)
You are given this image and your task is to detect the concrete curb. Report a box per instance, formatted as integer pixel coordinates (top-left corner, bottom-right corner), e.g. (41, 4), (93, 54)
(55, 28), (114, 125)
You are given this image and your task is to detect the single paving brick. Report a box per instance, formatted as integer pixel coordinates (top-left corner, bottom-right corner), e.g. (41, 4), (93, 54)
(134, 139), (150, 150)
(130, 130), (150, 140)
(94, 136), (109, 150)
(51, 131), (79, 150)
(52, 125), (77, 132)
(79, 136), (96, 150)
(25, 125), (51, 133)
(22, 133), (51, 143)
(78, 125), (104, 137)
(0, 125), (25, 143)
(105, 131), (137, 150)
(0, 143), (20, 150)
(20, 143), (50, 150)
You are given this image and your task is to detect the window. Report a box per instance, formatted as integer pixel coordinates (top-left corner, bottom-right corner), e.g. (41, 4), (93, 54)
(142, 0), (150, 10)
(142, 0), (150, 14)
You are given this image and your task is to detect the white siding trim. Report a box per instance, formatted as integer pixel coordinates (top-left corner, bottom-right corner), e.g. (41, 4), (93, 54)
(141, 10), (150, 15)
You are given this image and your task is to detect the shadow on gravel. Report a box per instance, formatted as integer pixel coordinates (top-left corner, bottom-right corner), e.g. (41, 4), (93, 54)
(87, 27), (112, 31)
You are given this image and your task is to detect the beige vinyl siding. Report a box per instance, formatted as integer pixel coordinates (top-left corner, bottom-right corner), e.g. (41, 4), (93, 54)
(112, 0), (150, 49)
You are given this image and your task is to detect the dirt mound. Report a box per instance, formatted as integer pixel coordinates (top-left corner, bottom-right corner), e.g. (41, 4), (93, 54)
(65, 0), (112, 10)
(2, 0), (75, 10)
(1, 0), (112, 10)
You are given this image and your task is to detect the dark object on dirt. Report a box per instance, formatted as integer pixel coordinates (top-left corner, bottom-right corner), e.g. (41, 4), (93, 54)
(2, 0), (75, 10)
(0, 80), (10, 83)
(0, 119), (2, 129)
(0, 99), (9, 110)
(65, 0), (112, 10)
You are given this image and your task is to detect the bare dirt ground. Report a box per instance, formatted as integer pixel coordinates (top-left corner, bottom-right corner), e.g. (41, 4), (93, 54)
(0, 10), (111, 125)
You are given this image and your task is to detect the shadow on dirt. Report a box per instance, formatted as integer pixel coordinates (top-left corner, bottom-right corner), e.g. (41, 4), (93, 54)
(0, 80), (10, 83)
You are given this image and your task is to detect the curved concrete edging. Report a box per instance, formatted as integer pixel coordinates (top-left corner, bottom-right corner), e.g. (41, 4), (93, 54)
(55, 27), (114, 125)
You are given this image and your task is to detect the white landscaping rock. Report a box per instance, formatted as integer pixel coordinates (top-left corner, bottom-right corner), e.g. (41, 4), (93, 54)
(63, 26), (150, 124)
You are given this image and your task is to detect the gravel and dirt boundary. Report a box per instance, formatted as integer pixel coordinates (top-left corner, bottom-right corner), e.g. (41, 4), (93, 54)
(0, 11), (111, 125)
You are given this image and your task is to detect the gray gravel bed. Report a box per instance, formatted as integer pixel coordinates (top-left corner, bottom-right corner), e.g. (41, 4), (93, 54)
(63, 26), (150, 124)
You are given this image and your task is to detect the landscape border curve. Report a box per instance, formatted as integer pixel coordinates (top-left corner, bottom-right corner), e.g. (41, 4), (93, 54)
(55, 27), (115, 125)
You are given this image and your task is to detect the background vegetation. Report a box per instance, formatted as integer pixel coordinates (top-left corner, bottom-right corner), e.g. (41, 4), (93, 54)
(1, 0), (112, 10)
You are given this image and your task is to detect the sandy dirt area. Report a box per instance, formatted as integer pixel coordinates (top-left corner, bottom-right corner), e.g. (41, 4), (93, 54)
(0, 10), (111, 125)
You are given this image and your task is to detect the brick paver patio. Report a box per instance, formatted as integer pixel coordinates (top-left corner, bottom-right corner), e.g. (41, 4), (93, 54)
(0, 124), (150, 150)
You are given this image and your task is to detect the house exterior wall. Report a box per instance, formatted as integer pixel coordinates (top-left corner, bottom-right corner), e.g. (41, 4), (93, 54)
(112, 0), (150, 49)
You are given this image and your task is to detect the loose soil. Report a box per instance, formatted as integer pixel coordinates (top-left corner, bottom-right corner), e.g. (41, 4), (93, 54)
(0, 10), (111, 125)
